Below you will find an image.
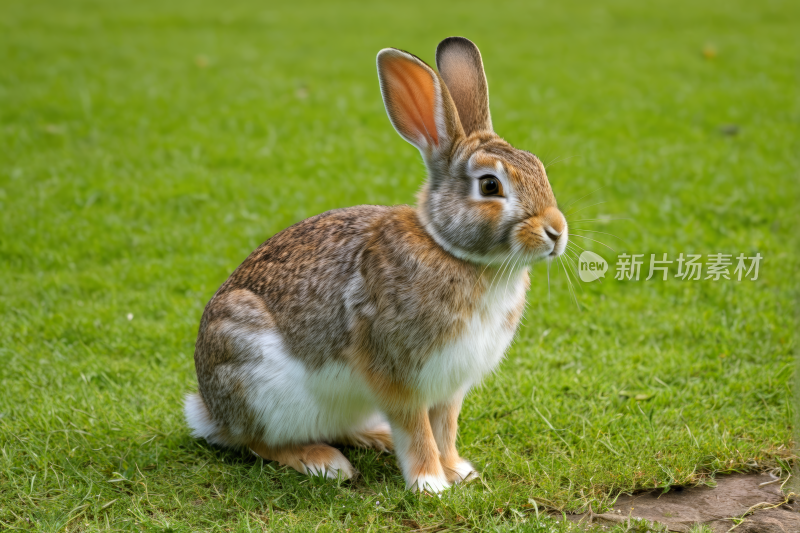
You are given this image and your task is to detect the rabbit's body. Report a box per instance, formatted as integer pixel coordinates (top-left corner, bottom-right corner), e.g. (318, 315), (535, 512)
(187, 205), (527, 446)
(186, 37), (568, 492)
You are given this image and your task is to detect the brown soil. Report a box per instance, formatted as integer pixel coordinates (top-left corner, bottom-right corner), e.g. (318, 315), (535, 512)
(567, 473), (799, 532)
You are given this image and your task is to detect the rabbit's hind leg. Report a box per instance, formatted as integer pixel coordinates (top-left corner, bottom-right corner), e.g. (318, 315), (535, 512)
(249, 441), (356, 480)
(336, 412), (393, 453)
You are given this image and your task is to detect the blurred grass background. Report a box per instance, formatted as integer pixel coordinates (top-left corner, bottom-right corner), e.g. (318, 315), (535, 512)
(0, 0), (798, 531)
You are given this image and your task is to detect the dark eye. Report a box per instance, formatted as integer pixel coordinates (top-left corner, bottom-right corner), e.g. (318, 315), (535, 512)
(479, 175), (503, 197)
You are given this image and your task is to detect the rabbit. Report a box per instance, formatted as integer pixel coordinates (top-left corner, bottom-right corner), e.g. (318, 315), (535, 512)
(184, 36), (568, 493)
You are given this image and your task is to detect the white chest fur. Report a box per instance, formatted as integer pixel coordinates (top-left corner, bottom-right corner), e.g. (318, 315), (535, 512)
(414, 267), (528, 405)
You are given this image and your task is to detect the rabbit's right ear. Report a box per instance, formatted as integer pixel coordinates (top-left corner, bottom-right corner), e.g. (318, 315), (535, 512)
(377, 48), (463, 157)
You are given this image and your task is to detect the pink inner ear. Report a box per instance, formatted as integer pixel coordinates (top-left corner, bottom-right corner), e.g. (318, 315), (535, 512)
(382, 57), (439, 147)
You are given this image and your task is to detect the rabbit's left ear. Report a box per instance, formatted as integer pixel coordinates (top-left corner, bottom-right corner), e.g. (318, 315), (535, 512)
(377, 48), (463, 156)
(435, 37), (492, 135)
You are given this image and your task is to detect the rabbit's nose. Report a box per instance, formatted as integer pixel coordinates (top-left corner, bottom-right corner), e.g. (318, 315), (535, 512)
(544, 227), (561, 242)
(542, 206), (567, 237)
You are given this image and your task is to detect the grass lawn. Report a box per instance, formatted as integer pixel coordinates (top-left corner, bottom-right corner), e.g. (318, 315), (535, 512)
(1, 0), (798, 531)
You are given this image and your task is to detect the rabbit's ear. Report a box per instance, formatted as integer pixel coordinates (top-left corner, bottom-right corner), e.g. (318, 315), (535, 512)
(435, 37), (492, 135)
(377, 48), (463, 155)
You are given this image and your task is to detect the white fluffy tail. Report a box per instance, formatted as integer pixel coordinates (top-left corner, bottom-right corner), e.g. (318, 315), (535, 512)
(184, 392), (230, 446)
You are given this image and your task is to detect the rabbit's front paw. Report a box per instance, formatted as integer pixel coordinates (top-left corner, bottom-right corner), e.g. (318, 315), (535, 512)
(446, 459), (478, 484)
(409, 473), (450, 494)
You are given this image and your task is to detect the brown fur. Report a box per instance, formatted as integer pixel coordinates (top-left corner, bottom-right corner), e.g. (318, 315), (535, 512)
(193, 290), (278, 446)
(378, 49), (463, 153)
(392, 408), (446, 486)
(429, 393), (467, 483)
(219, 206), (389, 371)
(419, 131), (559, 260)
(193, 205), (490, 441)
(515, 206), (566, 251)
(188, 37), (566, 492)
(249, 441), (352, 478)
(349, 207), (484, 388)
(336, 426), (394, 453)
(436, 37), (492, 135)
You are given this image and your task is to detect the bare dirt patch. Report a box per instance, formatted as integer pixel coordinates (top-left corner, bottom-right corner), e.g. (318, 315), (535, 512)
(568, 473), (799, 532)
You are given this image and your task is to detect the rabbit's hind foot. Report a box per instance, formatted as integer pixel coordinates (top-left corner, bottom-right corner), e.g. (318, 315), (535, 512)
(249, 441), (356, 481)
(337, 415), (393, 453)
(443, 458), (478, 484)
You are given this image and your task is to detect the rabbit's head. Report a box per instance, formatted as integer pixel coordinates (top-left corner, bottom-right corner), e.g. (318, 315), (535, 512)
(378, 37), (567, 265)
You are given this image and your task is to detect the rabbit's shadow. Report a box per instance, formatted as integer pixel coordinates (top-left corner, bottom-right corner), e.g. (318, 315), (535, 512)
(187, 437), (403, 489)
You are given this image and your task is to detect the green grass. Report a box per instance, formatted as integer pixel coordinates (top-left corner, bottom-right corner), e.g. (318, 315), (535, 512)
(1, 0), (798, 531)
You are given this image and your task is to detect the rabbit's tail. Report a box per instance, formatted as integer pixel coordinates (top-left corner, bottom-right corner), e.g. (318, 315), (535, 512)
(184, 392), (232, 447)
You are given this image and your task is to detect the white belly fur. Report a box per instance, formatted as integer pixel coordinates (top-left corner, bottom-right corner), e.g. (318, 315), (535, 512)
(238, 268), (527, 444)
(235, 331), (377, 446)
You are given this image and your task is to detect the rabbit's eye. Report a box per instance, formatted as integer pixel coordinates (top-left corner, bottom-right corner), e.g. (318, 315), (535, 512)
(479, 176), (503, 197)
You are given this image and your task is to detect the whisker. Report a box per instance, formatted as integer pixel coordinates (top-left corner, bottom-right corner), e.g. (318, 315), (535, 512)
(545, 154), (563, 168)
(561, 253), (584, 294)
(545, 154), (581, 169)
(486, 256), (508, 293)
(504, 253), (522, 296)
(547, 259), (551, 303)
(566, 241), (588, 254)
(497, 252), (518, 290)
(568, 217), (632, 224)
(558, 256), (581, 311)
(489, 251), (515, 292)
(563, 247), (581, 265)
(565, 245), (589, 266)
(513, 254), (525, 287)
(558, 184), (607, 213)
(565, 243), (606, 284)
(565, 200), (607, 217)
(500, 252), (523, 293)
(564, 250), (578, 263)
(563, 257), (582, 306)
(473, 252), (505, 292)
(567, 228), (625, 242)
(568, 234), (616, 252)
(495, 252), (513, 293)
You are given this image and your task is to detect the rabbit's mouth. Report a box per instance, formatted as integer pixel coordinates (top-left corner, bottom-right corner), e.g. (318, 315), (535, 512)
(549, 232), (568, 258)
(512, 207), (568, 262)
